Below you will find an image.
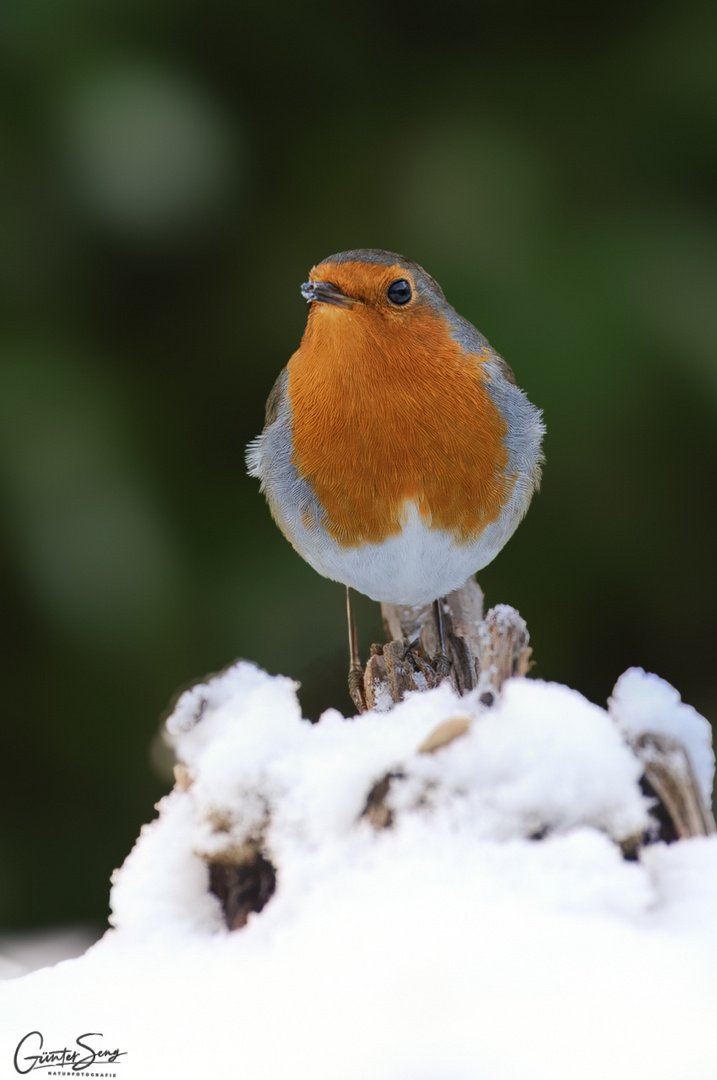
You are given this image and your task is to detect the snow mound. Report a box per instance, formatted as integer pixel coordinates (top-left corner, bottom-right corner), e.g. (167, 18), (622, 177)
(1, 663), (716, 1080)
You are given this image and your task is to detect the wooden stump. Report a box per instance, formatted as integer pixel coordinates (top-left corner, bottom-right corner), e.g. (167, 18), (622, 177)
(169, 577), (716, 931)
(362, 576), (532, 711)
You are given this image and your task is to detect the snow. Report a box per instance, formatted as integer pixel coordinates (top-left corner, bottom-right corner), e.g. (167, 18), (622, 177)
(1, 661), (716, 1079)
(0, 927), (96, 980)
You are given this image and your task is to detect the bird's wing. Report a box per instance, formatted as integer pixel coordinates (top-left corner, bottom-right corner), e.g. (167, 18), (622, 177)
(263, 366), (289, 428)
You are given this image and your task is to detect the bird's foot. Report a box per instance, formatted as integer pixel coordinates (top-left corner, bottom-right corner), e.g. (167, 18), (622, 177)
(348, 664), (367, 713)
(432, 649), (452, 681)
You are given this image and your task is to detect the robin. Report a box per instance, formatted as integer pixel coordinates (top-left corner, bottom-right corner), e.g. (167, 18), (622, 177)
(247, 249), (544, 700)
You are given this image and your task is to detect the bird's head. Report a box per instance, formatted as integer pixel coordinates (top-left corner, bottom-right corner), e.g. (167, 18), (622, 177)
(300, 249), (446, 325)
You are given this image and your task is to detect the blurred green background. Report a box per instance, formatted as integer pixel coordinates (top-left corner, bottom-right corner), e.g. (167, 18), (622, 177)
(1, 0), (716, 936)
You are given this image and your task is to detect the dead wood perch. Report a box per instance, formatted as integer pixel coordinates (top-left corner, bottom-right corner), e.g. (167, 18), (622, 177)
(630, 733), (716, 842)
(362, 576), (531, 712)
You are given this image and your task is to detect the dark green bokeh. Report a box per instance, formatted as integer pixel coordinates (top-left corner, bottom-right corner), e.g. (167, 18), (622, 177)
(1, 0), (716, 932)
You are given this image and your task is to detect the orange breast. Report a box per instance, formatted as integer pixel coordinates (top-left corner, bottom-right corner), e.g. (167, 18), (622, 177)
(287, 286), (512, 548)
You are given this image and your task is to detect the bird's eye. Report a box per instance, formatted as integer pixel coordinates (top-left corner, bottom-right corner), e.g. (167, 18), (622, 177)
(386, 279), (412, 306)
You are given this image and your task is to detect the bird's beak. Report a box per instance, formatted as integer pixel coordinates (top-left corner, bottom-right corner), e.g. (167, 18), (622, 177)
(301, 280), (356, 308)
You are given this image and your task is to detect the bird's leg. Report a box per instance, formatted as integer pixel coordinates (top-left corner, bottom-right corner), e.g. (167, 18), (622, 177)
(401, 634), (421, 662)
(347, 587), (366, 712)
(432, 598), (451, 679)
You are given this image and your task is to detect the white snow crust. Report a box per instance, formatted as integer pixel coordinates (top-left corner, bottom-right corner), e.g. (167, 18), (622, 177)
(1, 662), (716, 1080)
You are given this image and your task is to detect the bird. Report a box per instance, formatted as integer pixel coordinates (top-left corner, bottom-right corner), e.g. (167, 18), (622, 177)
(247, 249), (544, 701)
